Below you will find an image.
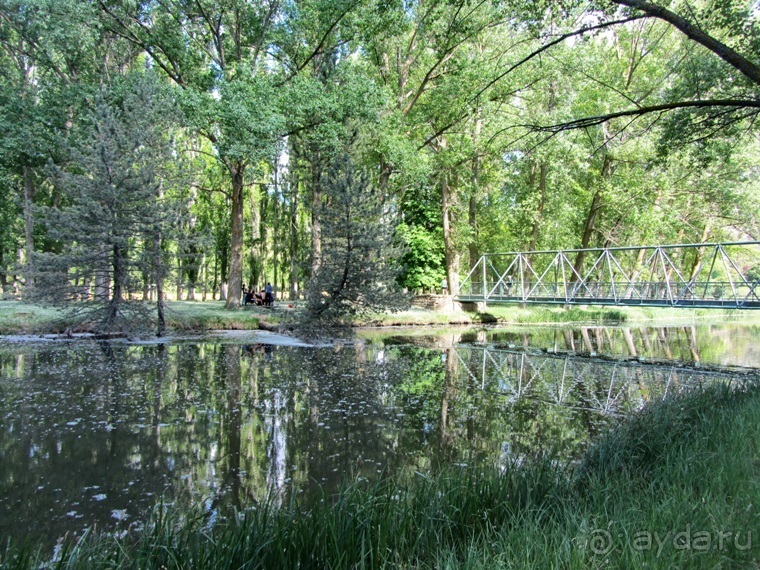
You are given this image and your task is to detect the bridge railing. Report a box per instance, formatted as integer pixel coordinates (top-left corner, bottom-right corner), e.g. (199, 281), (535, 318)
(456, 242), (760, 309)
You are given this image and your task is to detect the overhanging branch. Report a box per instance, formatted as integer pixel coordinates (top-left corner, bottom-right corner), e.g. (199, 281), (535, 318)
(528, 99), (760, 132)
(612, 0), (760, 87)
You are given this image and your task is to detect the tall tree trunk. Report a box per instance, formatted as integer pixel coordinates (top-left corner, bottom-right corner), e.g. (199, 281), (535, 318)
(529, 85), (553, 252)
(200, 253), (207, 301)
(0, 249), (7, 293)
(176, 256), (183, 300)
(250, 184), (262, 289)
(106, 243), (123, 329)
(273, 168), (280, 297)
(528, 161), (548, 252)
(22, 166), (35, 287)
(468, 109), (482, 269)
(468, 193), (479, 269)
(310, 156), (322, 282)
(226, 162), (246, 309)
(155, 231), (166, 337)
(441, 172), (460, 295)
(689, 221), (713, 279)
(212, 250), (219, 301)
(289, 160), (300, 300)
(379, 161), (392, 201)
(288, 144), (298, 301)
(142, 268), (150, 301)
(220, 245), (228, 301)
(573, 154), (613, 278)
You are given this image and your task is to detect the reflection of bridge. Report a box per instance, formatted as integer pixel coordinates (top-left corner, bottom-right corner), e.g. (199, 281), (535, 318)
(456, 242), (760, 309)
(453, 346), (745, 416)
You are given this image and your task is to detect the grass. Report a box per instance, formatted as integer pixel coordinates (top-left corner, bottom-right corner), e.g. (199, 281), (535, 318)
(361, 303), (757, 328)
(0, 300), (69, 334)
(3, 381), (759, 569)
(0, 300), (273, 335)
(0, 298), (757, 335)
(162, 301), (267, 331)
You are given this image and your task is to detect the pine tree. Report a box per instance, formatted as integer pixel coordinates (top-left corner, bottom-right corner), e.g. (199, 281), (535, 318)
(305, 154), (408, 323)
(32, 74), (186, 334)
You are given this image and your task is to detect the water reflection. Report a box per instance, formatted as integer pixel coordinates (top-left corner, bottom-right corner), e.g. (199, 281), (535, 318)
(374, 322), (760, 368)
(0, 337), (751, 548)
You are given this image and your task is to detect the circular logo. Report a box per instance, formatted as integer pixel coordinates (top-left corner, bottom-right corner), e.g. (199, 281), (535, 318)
(588, 529), (614, 555)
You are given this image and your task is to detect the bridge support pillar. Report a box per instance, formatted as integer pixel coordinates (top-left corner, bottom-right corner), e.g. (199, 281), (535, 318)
(457, 300), (487, 313)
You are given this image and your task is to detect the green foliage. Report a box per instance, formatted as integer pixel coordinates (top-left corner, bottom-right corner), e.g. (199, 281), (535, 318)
(1, 0), (759, 318)
(32, 73), (187, 332)
(305, 154), (408, 322)
(396, 183), (445, 291)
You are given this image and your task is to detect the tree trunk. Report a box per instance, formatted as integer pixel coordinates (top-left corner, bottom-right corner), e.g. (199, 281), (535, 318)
(155, 230), (166, 337)
(95, 264), (110, 302)
(468, 110), (482, 269)
(310, 157), (322, 282)
(226, 162), (246, 308)
(176, 256), (183, 300)
(441, 173), (460, 295)
(287, 144), (298, 301)
(528, 161), (548, 252)
(0, 249), (6, 294)
(200, 253), (207, 301)
(273, 169), (280, 296)
(529, 85), (553, 252)
(212, 249), (219, 300)
(106, 243), (123, 329)
(688, 221), (713, 279)
(289, 159), (300, 301)
(220, 244), (228, 301)
(250, 184), (262, 289)
(23, 166), (35, 287)
(573, 154), (612, 278)
(379, 161), (392, 201)
(468, 193), (479, 269)
(142, 268), (150, 301)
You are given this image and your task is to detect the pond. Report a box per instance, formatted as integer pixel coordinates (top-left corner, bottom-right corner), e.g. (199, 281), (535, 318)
(1, 321), (758, 549)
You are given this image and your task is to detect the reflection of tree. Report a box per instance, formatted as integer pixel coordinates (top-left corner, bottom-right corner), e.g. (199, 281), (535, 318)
(0, 337), (750, 548)
(220, 345), (242, 509)
(439, 347), (456, 461)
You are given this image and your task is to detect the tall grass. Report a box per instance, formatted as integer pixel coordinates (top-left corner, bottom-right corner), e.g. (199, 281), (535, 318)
(2, 382), (760, 569)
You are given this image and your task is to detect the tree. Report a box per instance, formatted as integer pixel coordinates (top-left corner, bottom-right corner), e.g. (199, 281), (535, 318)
(96, 0), (288, 308)
(533, 0), (760, 135)
(33, 74), (186, 333)
(305, 153), (406, 322)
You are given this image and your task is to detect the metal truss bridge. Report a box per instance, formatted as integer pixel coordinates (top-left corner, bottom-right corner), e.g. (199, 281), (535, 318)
(456, 241), (760, 309)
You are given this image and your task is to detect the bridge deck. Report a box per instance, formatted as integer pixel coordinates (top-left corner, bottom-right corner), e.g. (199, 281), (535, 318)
(456, 295), (760, 309)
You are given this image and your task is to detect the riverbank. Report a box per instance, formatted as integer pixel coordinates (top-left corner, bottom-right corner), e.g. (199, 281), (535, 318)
(2, 380), (757, 569)
(0, 299), (755, 336)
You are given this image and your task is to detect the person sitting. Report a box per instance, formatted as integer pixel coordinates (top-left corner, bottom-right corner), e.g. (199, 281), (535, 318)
(243, 286), (255, 306)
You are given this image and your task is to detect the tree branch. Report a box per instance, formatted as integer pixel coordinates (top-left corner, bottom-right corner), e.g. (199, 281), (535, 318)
(528, 99), (760, 132)
(417, 15), (647, 150)
(612, 0), (760, 86)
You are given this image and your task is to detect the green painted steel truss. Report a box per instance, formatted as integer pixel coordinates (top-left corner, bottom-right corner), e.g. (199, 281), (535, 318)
(457, 242), (760, 309)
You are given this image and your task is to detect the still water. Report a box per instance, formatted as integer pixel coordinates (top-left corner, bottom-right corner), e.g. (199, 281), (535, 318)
(0, 322), (758, 548)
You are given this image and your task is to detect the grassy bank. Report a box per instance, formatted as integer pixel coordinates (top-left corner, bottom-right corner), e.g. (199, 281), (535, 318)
(3, 381), (759, 569)
(0, 300), (265, 335)
(0, 298), (756, 335)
